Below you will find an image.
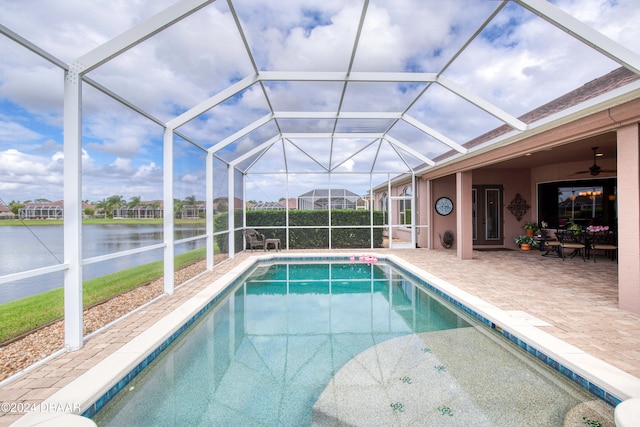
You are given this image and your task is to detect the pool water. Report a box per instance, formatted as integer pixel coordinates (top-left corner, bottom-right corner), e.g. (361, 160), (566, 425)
(92, 261), (604, 426)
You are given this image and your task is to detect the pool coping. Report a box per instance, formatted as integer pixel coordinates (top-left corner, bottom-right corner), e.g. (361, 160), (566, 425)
(11, 253), (640, 425)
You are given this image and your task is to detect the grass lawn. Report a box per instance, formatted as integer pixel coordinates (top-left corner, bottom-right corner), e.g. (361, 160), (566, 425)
(0, 247), (206, 344)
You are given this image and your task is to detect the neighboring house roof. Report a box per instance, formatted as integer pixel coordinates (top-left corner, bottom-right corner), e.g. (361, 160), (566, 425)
(285, 198), (297, 209)
(298, 189), (361, 198)
(248, 202), (285, 210)
(435, 67), (640, 163)
(0, 204), (12, 215)
(23, 200), (64, 207)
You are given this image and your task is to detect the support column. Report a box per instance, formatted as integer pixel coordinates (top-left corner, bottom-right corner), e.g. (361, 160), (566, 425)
(411, 173), (416, 248)
(285, 170), (290, 250)
(456, 171), (473, 260)
(63, 68), (83, 351)
(617, 124), (640, 314)
(369, 173), (374, 249)
(425, 178), (433, 250)
(387, 174), (393, 245)
(228, 165), (235, 258)
(206, 151), (214, 271)
(163, 128), (175, 295)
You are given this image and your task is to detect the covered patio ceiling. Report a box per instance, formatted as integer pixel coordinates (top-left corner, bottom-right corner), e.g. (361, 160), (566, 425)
(2, 0), (640, 200)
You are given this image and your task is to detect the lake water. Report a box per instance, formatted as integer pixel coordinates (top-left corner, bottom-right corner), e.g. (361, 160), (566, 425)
(0, 224), (206, 304)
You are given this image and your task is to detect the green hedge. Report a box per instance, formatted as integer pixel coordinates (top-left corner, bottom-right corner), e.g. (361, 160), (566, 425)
(214, 210), (385, 250)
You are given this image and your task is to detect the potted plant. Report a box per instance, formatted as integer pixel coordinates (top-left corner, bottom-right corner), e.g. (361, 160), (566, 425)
(566, 222), (582, 235)
(515, 235), (536, 250)
(523, 222), (538, 238)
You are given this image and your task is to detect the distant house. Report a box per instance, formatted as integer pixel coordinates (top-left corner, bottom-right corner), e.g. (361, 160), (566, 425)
(18, 201), (64, 219)
(114, 203), (163, 219)
(179, 204), (205, 219)
(0, 203), (14, 219)
(297, 189), (362, 210)
(283, 198), (297, 209)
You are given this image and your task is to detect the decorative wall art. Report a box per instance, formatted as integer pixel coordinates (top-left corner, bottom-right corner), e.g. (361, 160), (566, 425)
(507, 193), (530, 221)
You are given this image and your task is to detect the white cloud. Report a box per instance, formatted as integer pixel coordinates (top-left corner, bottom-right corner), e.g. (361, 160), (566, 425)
(111, 157), (133, 172)
(181, 174), (199, 184)
(0, 149), (65, 200)
(132, 162), (161, 181)
(0, 119), (43, 144)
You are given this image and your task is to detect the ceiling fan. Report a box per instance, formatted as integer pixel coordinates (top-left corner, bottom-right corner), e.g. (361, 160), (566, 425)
(573, 146), (616, 176)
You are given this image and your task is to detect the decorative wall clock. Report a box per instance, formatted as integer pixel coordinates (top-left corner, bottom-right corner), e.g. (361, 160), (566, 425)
(435, 197), (453, 216)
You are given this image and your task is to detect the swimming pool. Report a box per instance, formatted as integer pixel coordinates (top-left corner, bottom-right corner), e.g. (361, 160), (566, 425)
(90, 259), (612, 426)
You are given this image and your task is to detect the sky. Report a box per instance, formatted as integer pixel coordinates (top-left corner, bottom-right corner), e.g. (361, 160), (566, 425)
(1, 0), (639, 205)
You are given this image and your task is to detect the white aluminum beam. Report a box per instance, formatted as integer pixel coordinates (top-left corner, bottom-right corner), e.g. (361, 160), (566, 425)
(281, 138), (290, 174)
(73, 0), (213, 74)
(287, 139), (331, 172)
(227, 0), (259, 73)
(206, 151), (214, 271)
(63, 69), (83, 351)
(517, 0), (640, 75)
(259, 71), (346, 81)
(388, 141), (417, 172)
(242, 141), (274, 173)
(82, 244), (165, 265)
(227, 165), (235, 257)
(0, 23), (68, 70)
(402, 115), (468, 154)
(230, 135), (281, 166)
(436, 75), (528, 131)
(84, 77), (207, 152)
(282, 132), (383, 139)
(331, 139), (379, 171)
(384, 135), (436, 167)
(0, 263), (68, 285)
(163, 128), (175, 295)
(350, 71), (438, 83)
(258, 71), (438, 83)
(83, 76), (167, 126)
(168, 74), (259, 129)
(273, 111), (403, 119)
(209, 113), (273, 154)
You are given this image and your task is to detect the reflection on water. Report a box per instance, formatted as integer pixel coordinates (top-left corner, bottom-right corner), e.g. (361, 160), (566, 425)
(0, 223), (206, 303)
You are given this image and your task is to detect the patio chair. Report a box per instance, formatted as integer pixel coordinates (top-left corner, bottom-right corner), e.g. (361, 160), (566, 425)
(590, 231), (617, 263)
(541, 229), (561, 257)
(556, 230), (586, 261)
(244, 228), (265, 251)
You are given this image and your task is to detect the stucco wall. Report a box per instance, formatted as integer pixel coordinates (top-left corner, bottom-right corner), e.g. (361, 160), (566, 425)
(430, 175), (457, 250)
(473, 168), (532, 249)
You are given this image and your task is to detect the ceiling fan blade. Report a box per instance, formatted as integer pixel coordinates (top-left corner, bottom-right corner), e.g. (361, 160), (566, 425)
(572, 146), (614, 176)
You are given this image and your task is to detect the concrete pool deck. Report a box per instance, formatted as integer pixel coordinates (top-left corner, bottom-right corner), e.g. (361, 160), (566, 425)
(1, 248), (639, 425)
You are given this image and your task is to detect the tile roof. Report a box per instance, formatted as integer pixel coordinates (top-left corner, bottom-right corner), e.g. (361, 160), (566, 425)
(435, 67), (640, 162)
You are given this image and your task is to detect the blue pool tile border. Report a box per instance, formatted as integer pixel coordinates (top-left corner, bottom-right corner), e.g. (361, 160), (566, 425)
(85, 255), (620, 418)
(385, 257), (622, 407)
(82, 264), (257, 419)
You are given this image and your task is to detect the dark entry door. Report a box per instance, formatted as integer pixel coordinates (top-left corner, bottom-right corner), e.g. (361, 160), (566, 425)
(473, 185), (503, 245)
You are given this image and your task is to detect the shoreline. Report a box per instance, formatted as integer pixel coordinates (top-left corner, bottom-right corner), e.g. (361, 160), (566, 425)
(0, 258), (214, 383)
